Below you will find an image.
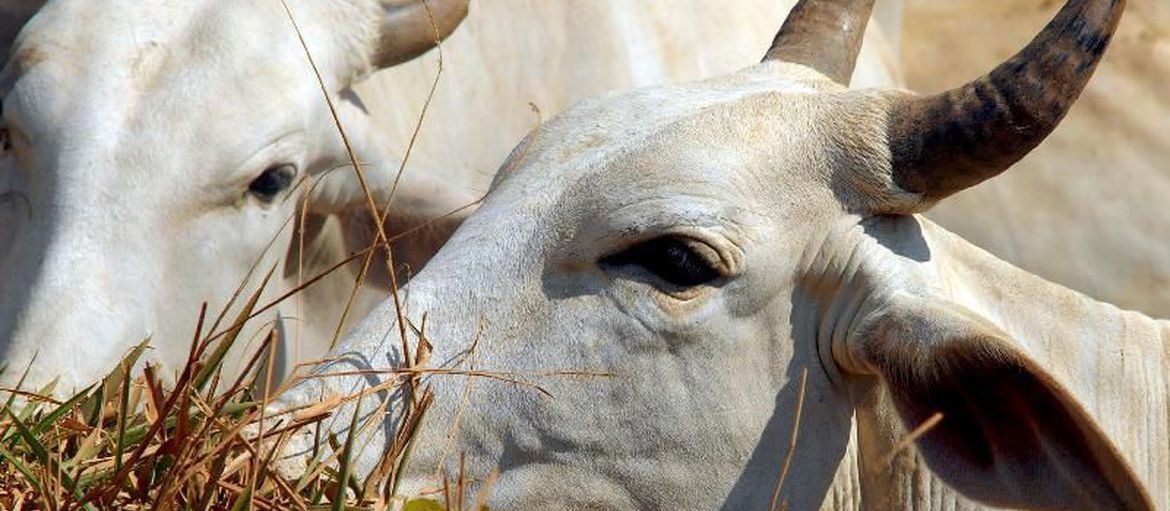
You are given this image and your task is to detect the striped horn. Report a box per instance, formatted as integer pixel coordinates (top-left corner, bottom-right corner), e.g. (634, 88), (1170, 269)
(887, 0), (1126, 202)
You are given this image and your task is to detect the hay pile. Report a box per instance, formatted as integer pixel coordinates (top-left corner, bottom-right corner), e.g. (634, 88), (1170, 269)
(0, 283), (477, 511)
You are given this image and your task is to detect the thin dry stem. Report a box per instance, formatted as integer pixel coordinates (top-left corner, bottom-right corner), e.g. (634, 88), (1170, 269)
(769, 367), (808, 511)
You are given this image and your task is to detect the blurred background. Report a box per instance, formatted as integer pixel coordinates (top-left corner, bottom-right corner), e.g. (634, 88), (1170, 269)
(907, 0), (1170, 316)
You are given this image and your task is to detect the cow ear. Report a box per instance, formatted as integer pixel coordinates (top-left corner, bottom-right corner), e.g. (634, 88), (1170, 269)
(840, 294), (1153, 511)
(305, 92), (478, 272)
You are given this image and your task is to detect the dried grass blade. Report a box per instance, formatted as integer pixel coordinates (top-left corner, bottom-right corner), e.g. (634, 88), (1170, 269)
(196, 264), (277, 391)
(113, 359), (133, 474)
(0, 443), (42, 496)
(0, 353), (39, 439)
(30, 386), (93, 437)
(880, 411), (944, 469)
(768, 368), (808, 511)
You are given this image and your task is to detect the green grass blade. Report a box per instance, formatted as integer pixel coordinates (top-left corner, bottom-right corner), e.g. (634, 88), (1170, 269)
(195, 265), (276, 392)
(228, 483), (254, 511)
(403, 499), (445, 511)
(0, 356), (35, 441)
(2, 406), (93, 507)
(332, 401), (362, 511)
(0, 442), (43, 495)
(31, 384), (96, 436)
(219, 401), (259, 417)
(4, 406), (50, 464)
(388, 397), (432, 500)
(114, 363), (133, 473)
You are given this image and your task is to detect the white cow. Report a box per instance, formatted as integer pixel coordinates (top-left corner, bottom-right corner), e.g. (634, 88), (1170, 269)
(277, 0), (1168, 509)
(0, 0), (472, 392)
(0, 1), (904, 394)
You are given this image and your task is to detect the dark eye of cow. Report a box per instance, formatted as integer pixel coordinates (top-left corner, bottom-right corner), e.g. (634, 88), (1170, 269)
(1, 101), (10, 153)
(600, 236), (722, 288)
(248, 164), (296, 202)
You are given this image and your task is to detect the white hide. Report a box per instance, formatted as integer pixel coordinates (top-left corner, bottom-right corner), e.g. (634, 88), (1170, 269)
(365, 0), (1170, 326)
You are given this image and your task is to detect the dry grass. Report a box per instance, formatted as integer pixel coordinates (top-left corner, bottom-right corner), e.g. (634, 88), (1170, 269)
(0, 271), (494, 510)
(0, 3), (483, 506)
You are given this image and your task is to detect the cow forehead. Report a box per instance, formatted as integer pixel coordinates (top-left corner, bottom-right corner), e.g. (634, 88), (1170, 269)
(6, 0), (321, 182)
(488, 64), (875, 222)
(512, 64), (828, 165)
(10, 0), (309, 116)
(15, 1), (277, 67)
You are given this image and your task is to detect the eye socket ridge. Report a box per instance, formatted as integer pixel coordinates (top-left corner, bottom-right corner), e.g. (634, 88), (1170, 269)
(600, 236), (725, 288)
(248, 164), (297, 202)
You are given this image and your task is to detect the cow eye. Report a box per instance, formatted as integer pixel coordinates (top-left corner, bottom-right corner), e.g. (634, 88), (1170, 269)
(1, 101), (10, 153)
(248, 164), (296, 202)
(600, 236), (723, 288)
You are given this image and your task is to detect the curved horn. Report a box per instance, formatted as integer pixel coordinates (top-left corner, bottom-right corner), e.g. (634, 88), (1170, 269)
(373, 0), (470, 69)
(887, 0), (1126, 202)
(763, 0), (877, 85)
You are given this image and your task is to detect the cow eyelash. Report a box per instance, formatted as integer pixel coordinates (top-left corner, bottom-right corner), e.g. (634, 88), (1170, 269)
(600, 236), (723, 288)
(1, 101), (9, 153)
(247, 164), (297, 203)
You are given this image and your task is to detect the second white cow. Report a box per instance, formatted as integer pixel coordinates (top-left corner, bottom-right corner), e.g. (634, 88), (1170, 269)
(0, 0), (471, 391)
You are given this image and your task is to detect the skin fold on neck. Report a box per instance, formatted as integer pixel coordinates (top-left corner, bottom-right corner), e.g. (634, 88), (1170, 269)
(811, 214), (1170, 509)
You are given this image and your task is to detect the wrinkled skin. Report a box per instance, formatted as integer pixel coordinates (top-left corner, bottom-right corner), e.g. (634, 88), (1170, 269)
(277, 55), (1167, 510)
(0, 0), (470, 392)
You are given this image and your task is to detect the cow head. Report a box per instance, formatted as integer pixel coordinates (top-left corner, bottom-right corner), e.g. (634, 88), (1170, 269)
(285, 0), (1149, 508)
(0, 0), (473, 392)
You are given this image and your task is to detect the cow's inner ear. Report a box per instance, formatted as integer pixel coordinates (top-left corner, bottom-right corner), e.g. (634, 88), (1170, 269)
(841, 294), (1153, 511)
